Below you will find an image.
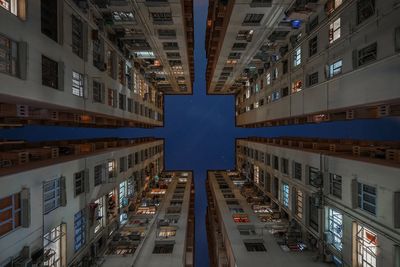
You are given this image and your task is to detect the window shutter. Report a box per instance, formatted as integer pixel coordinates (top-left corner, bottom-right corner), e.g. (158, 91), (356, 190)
(351, 179), (359, 209)
(60, 176), (67, 206)
(17, 41), (28, 80)
(395, 245), (400, 267)
(394, 192), (400, 228)
(21, 188), (30, 227)
(352, 49), (358, 70)
(83, 22), (89, 62)
(84, 168), (90, 193)
(58, 61), (64, 91)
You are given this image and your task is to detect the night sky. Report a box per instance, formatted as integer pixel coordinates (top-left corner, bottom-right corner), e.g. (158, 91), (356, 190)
(2, 0), (400, 266)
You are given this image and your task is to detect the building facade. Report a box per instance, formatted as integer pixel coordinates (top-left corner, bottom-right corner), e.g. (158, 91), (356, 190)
(0, 137), (164, 266)
(206, 0), (400, 127)
(101, 171), (194, 267)
(0, 0), (194, 128)
(236, 137), (400, 266)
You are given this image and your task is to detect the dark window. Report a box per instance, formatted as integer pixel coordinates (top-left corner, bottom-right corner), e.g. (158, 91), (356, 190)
(273, 156), (279, 170)
(0, 34), (18, 77)
(243, 14), (264, 25)
(232, 43), (247, 50)
(357, 0), (375, 25)
(282, 60), (288, 74)
(330, 174), (342, 199)
(153, 244), (174, 254)
(308, 16), (319, 32)
(151, 12), (173, 24)
(72, 15), (84, 58)
(358, 183), (376, 215)
(250, 0), (272, 7)
(228, 52), (241, 59)
(119, 157), (126, 172)
(94, 164), (103, 186)
(357, 42), (377, 67)
(293, 162), (302, 180)
(93, 81), (104, 103)
(309, 197), (319, 231)
(158, 29), (176, 38)
(308, 72), (319, 86)
(309, 167), (322, 188)
(166, 52), (180, 58)
(74, 170), (85, 196)
(163, 42), (179, 50)
(42, 55), (58, 89)
(41, 0), (58, 42)
(119, 93), (126, 110)
(127, 98), (133, 112)
(244, 242), (267, 251)
(281, 158), (289, 174)
(309, 36), (318, 57)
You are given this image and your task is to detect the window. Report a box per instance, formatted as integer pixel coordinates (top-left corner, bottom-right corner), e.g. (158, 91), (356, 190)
(228, 52), (241, 59)
(309, 36), (318, 57)
(309, 197), (319, 231)
(72, 71), (84, 97)
(107, 160), (115, 179)
(112, 11), (134, 22)
(0, 192), (21, 237)
(0, 34), (19, 77)
(243, 13), (264, 25)
(329, 18), (341, 43)
(281, 182), (289, 208)
(153, 243), (174, 254)
(151, 12), (173, 24)
(163, 42), (179, 50)
(266, 153), (271, 166)
(74, 170), (86, 196)
(43, 225), (62, 266)
(250, 0), (272, 7)
(119, 181), (128, 209)
(94, 164), (103, 186)
(282, 60), (288, 74)
(43, 178), (61, 214)
(291, 80), (302, 93)
(358, 183), (376, 215)
(281, 158), (289, 175)
(119, 156), (126, 172)
(308, 72), (318, 86)
(327, 208), (343, 251)
(93, 38), (104, 70)
(93, 80), (104, 103)
(41, 0), (58, 42)
(118, 93), (126, 110)
(94, 197), (104, 234)
(42, 55), (59, 89)
(266, 73), (271, 85)
(293, 46), (301, 67)
(166, 52), (180, 58)
(108, 88), (116, 107)
(74, 209), (86, 252)
(357, 0), (375, 25)
(158, 29), (176, 38)
(292, 162), (302, 180)
(356, 224), (377, 267)
(273, 156), (279, 170)
(232, 43), (247, 50)
(309, 167), (322, 187)
(244, 242), (266, 251)
(254, 165), (259, 184)
(0, 0), (19, 16)
(356, 42), (377, 67)
(308, 16), (319, 32)
(329, 60), (342, 78)
(295, 189), (303, 219)
(329, 174), (342, 199)
(72, 15), (84, 59)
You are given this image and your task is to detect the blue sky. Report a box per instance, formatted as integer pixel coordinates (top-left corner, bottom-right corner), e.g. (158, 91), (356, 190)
(2, 0), (400, 265)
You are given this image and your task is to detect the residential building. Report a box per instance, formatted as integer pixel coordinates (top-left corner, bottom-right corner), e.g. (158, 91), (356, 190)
(205, 0), (400, 127)
(0, 0), (194, 128)
(206, 170), (330, 267)
(235, 137), (400, 266)
(101, 171), (195, 267)
(0, 137), (164, 266)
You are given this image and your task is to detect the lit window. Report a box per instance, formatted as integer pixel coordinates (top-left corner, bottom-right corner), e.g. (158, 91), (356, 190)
(0, 0), (18, 15)
(0, 192), (21, 237)
(281, 182), (289, 208)
(295, 189), (303, 219)
(266, 73), (271, 85)
(254, 165), (259, 184)
(43, 225), (62, 266)
(119, 181), (128, 209)
(108, 160), (115, 179)
(135, 51), (155, 58)
(293, 46), (301, 67)
(291, 80), (303, 93)
(245, 89), (250, 99)
(329, 60), (342, 78)
(72, 71), (84, 97)
(112, 11), (134, 22)
(74, 209), (86, 252)
(356, 224), (377, 267)
(271, 91), (280, 102)
(254, 101), (259, 108)
(327, 208), (343, 251)
(329, 18), (341, 43)
(94, 197), (104, 234)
